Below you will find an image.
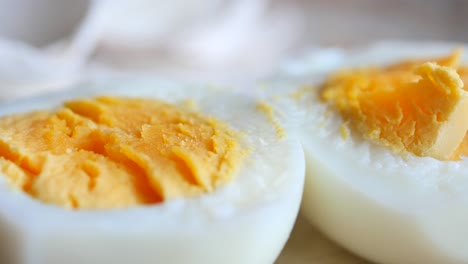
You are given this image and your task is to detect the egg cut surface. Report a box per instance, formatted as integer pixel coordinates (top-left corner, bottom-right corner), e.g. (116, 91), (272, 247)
(0, 79), (305, 264)
(281, 42), (468, 264)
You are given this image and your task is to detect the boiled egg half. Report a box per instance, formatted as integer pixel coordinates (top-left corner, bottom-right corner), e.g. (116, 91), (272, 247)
(0, 79), (305, 264)
(287, 42), (468, 264)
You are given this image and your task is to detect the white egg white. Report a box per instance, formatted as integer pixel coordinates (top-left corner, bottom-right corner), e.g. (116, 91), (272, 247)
(0, 78), (305, 264)
(282, 42), (468, 264)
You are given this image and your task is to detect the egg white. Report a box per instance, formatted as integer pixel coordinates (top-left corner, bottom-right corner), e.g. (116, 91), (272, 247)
(0, 78), (305, 264)
(278, 42), (468, 264)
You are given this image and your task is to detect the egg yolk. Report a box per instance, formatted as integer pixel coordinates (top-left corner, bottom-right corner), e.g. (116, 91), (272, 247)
(321, 50), (468, 160)
(0, 96), (245, 209)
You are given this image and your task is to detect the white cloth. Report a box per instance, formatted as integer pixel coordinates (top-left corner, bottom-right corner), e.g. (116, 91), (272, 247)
(0, 0), (302, 100)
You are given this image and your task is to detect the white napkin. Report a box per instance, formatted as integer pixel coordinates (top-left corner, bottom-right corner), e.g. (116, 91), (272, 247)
(0, 0), (108, 100)
(0, 0), (303, 100)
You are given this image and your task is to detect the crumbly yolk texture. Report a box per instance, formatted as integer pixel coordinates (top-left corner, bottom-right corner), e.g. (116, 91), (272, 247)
(321, 49), (468, 160)
(0, 96), (245, 209)
(256, 102), (286, 139)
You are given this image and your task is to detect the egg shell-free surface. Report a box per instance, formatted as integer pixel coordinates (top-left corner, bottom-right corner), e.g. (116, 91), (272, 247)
(282, 42), (468, 264)
(0, 79), (305, 264)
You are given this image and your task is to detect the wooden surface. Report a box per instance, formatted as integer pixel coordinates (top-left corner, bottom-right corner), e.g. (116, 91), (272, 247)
(276, 215), (368, 264)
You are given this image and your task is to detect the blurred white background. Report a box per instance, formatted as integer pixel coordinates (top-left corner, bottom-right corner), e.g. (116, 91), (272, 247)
(0, 0), (466, 97)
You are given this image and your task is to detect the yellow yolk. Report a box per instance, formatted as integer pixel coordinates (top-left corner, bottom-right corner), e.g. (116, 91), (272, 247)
(321, 50), (468, 160)
(0, 97), (245, 209)
(256, 102), (286, 139)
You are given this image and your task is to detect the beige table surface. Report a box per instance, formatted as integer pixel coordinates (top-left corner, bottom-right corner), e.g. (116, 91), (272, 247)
(276, 215), (369, 264)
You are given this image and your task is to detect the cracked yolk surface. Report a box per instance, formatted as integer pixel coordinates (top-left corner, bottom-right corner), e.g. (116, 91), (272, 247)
(321, 50), (468, 160)
(0, 96), (245, 209)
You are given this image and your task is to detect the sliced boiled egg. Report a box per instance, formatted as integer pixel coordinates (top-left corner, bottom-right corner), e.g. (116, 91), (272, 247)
(0, 79), (304, 264)
(281, 42), (468, 264)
